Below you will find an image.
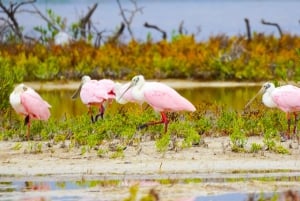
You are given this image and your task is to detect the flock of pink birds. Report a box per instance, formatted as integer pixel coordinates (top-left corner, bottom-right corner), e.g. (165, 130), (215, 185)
(9, 75), (300, 141)
(9, 75), (196, 139)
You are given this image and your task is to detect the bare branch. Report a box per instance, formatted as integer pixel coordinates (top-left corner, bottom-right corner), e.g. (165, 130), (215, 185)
(94, 30), (106, 47)
(0, 0), (36, 41)
(194, 26), (202, 37)
(0, 1), (10, 15)
(116, 0), (143, 40)
(144, 22), (167, 40)
(244, 18), (251, 42)
(0, 16), (16, 33)
(30, 4), (59, 31)
(178, 20), (188, 35)
(79, 3), (98, 39)
(261, 19), (283, 37)
(13, 0), (36, 13)
(90, 23), (107, 47)
(107, 22), (125, 43)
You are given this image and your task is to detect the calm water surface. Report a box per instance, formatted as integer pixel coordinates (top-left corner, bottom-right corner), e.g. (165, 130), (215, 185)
(39, 86), (261, 119)
(1, 174), (299, 201)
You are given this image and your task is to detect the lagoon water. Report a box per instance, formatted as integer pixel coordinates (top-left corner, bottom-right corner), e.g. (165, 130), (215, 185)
(0, 175), (297, 201)
(38, 85), (261, 119)
(15, 0), (300, 42)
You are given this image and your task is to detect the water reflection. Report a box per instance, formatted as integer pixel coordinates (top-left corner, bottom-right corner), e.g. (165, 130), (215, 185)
(40, 90), (87, 119)
(0, 176), (299, 201)
(194, 193), (266, 201)
(39, 86), (261, 119)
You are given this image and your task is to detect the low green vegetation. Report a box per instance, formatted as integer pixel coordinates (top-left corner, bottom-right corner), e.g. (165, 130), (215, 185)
(1, 100), (292, 155)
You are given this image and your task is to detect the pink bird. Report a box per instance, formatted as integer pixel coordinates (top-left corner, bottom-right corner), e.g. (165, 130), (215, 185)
(120, 75), (196, 133)
(72, 75), (115, 122)
(245, 82), (300, 141)
(9, 83), (51, 140)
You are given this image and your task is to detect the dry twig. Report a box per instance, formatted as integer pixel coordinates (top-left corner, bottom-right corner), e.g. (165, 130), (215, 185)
(116, 0), (143, 40)
(0, 0), (36, 41)
(261, 19), (283, 37)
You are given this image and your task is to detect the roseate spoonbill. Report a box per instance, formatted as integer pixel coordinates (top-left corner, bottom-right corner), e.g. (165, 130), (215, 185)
(120, 75), (196, 132)
(245, 82), (300, 140)
(72, 75), (115, 122)
(9, 84), (51, 140)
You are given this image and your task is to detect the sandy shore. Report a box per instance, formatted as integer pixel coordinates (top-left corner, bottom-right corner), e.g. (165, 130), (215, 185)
(1, 136), (300, 200)
(1, 136), (300, 176)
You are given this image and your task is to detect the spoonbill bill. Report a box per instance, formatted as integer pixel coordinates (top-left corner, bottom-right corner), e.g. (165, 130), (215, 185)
(9, 83), (51, 140)
(72, 75), (115, 122)
(245, 82), (300, 140)
(120, 75), (196, 132)
(114, 82), (143, 105)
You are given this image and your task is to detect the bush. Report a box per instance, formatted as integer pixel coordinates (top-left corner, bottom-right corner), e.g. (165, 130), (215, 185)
(0, 57), (24, 111)
(0, 33), (300, 82)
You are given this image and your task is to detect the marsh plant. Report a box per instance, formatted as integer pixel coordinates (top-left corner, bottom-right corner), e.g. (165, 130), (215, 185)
(229, 117), (247, 152)
(0, 33), (300, 82)
(123, 184), (159, 201)
(1, 100), (293, 156)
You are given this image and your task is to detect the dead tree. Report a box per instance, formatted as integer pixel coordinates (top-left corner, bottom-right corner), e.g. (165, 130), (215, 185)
(261, 19), (283, 37)
(94, 31), (103, 47)
(0, 0), (36, 41)
(178, 20), (188, 35)
(78, 3), (98, 40)
(30, 4), (60, 31)
(244, 18), (251, 42)
(116, 0), (143, 40)
(92, 25), (106, 47)
(144, 22), (167, 40)
(106, 22), (125, 44)
(30, 3), (98, 43)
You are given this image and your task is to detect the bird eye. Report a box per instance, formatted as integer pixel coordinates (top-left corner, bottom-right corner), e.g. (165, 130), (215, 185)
(264, 83), (270, 90)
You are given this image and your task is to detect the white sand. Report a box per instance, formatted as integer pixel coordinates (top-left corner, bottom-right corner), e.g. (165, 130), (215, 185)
(1, 136), (300, 201)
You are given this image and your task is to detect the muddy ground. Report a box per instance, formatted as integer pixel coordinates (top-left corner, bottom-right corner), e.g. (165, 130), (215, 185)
(1, 136), (300, 201)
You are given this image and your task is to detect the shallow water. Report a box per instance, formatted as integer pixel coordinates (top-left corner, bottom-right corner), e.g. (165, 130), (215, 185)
(1, 172), (300, 201)
(38, 85), (261, 119)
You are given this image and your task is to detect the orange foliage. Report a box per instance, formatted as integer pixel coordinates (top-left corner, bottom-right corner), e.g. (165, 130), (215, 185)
(0, 33), (299, 81)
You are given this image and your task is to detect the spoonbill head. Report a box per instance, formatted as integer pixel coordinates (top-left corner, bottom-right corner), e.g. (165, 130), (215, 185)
(113, 82), (139, 105)
(71, 75), (92, 100)
(245, 82), (300, 140)
(245, 82), (277, 109)
(9, 83), (51, 140)
(72, 75), (115, 122)
(120, 75), (196, 133)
